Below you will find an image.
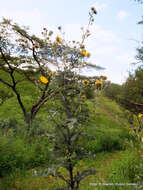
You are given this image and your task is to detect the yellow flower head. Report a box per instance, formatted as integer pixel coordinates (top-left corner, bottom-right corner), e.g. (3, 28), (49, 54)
(83, 79), (90, 84)
(56, 35), (62, 43)
(40, 76), (48, 84)
(138, 113), (143, 119)
(100, 75), (107, 80)
(95, 81), (103, 85)
(80, 50), (87, 56)
(81, 95), (86, 99)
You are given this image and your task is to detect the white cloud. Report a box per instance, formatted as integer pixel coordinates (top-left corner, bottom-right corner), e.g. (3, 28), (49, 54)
(48, 23), (133, 84)
(62, 24), (119, 45)
(0, 8), (43, 35)
(117, 11), (128, 20)
(89, 24), (120, 43)
(61, 24), (132, 84)
(0, 11), (133, 84)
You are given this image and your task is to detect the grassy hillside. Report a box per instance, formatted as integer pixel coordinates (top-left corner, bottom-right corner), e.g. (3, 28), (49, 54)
(0, 87), (140, 190)
(0, 71), (140, 189)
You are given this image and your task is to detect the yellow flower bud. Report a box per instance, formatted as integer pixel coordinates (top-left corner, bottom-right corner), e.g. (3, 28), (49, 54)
(83, 79), (90, 84)
(95, 81), (103, 85)
(100, 75), (107, 80)
(40, 76), (48, 84)
(138, 113), (143, 119)
(80, 50), (87, 56)
(56, 35), (62, 43)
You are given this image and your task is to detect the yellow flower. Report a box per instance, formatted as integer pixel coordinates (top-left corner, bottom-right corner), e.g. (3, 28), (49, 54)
(56, 35), (62, 43)
(83, 79), (90, 84)
(95, 81), (103, 85)
(80, 50), (91, 57)
(40, 76), (48, 84)
(138, 113), (143, 119)
(86, 52), (91, 57)
(100, 75), (107, 80)
(81, 95), (86, 99)
(80, 50), (87, 56)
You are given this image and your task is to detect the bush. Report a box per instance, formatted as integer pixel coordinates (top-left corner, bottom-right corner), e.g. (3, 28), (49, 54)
(0, 136), (51, 177)
(83, 131), (127, 154)
(93, 150), (140, 190)
(107, 150), (140, 183)
(0, 118), (18, 133)
(104, 83), (123, 102)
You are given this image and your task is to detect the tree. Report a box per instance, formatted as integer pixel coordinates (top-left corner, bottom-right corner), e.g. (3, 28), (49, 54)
(0, 18), (93, 131)
(116, 4), (143, 115)
(30, 7), (105, 190)
(114, 68), (143, 145)
(0, 18), (57, 130)
(135, 0), (143, 4)
(0, 7), (100, 133)
(103, 82), (122, 101)
(119, 68), (143, 114)
(0, 89), (13, 106)
(44, 70), (97, 190)
(0, 8), (107, 189)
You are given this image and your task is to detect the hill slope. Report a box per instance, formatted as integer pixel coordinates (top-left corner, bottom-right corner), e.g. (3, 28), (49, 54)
(0, 80), (139, 190)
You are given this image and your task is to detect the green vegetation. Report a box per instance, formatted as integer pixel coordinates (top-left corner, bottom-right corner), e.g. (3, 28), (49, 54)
(0, 2), (143, 189)
(0, 89), (141, 189)
(0, 60), (141, 189)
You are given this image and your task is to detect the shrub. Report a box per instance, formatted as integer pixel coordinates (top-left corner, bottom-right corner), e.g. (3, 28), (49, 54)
(0, 136), (51, 177)
(0, 118), (18, 134)
(107, 150), (140, 183)
(83, 131), (127, 154)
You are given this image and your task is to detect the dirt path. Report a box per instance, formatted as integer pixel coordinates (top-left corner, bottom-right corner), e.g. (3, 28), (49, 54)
(97, 105), (122, 125)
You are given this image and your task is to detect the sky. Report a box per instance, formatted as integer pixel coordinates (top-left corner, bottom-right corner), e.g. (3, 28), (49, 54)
(0, 0), (143, 84)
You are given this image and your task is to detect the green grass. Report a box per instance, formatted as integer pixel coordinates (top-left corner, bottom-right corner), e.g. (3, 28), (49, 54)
(0, 150), (139, 190)
(96, 95), (129, 126)
(0, 78), (139, 190)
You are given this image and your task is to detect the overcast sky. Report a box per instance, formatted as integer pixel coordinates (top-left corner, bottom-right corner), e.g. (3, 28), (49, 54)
(0, 0), (143, 84)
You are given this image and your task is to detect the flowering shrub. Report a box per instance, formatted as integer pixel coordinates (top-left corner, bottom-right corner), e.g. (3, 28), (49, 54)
(0, 7), (109, 190)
